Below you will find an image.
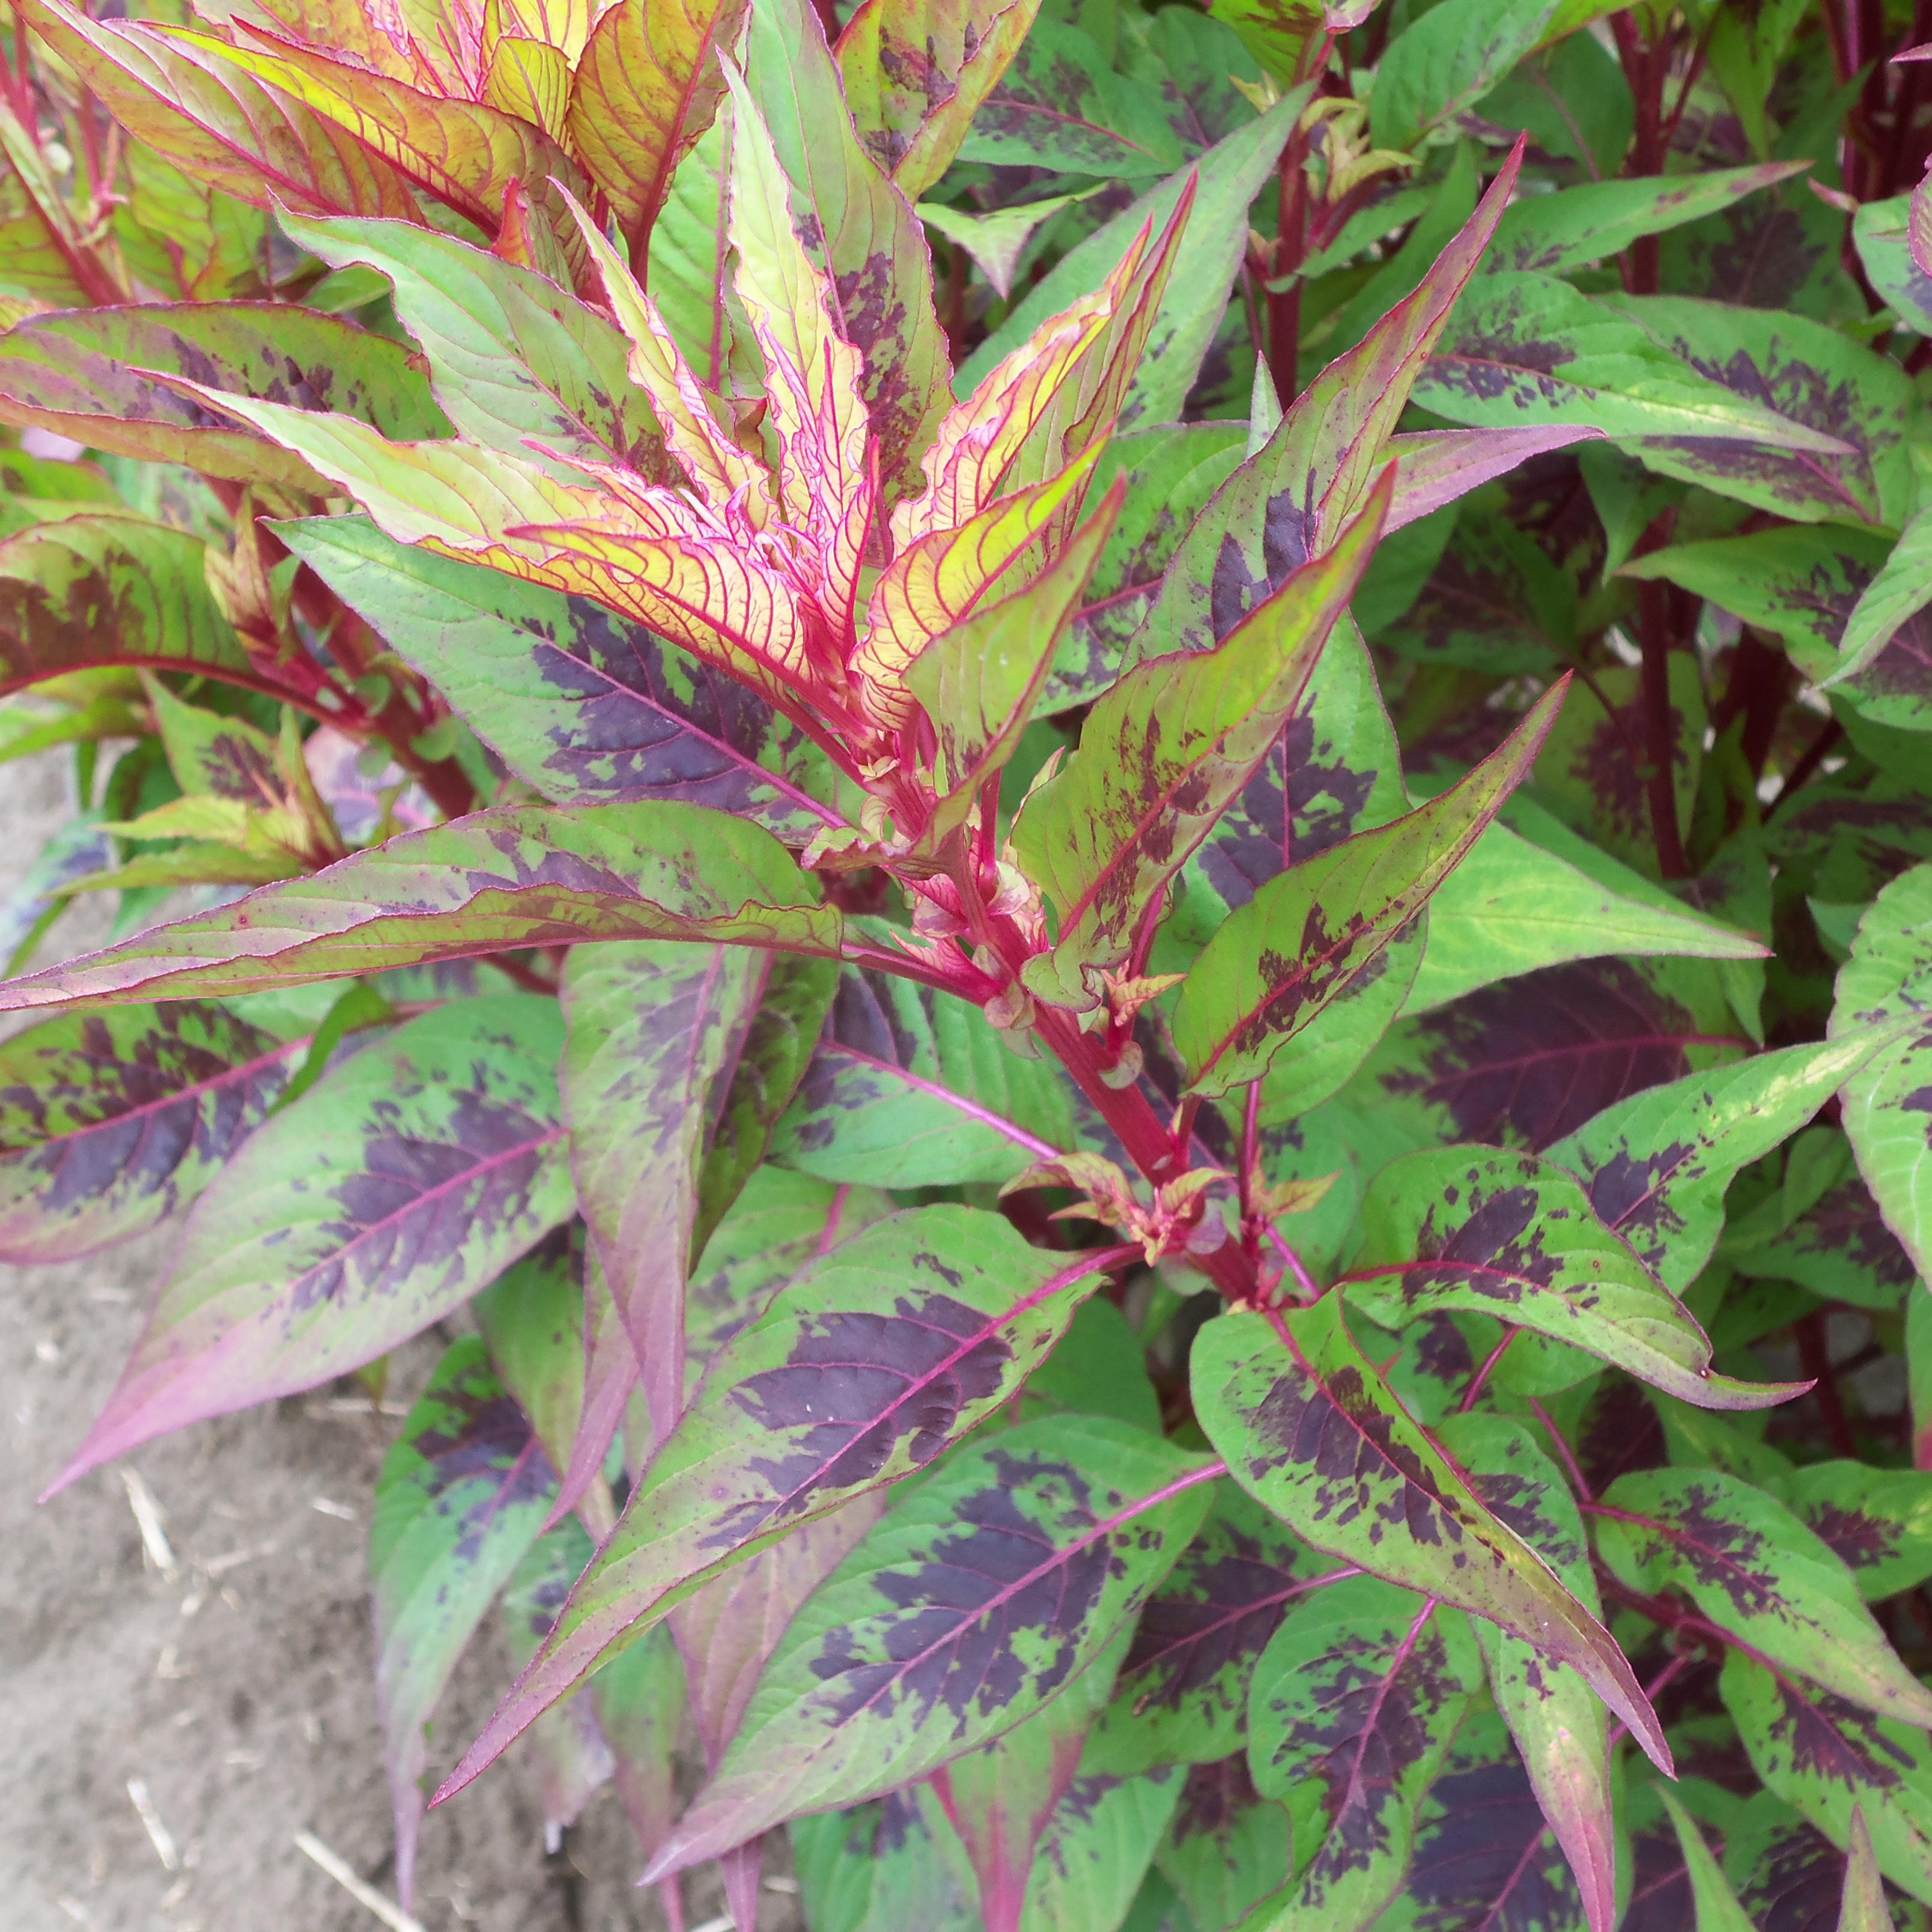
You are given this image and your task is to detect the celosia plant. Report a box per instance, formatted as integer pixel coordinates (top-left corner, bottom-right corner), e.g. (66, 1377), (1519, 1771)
(4, 0), (1932, 1925)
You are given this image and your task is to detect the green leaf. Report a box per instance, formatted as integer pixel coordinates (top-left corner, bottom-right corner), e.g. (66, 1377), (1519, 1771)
(1155, 1757), (1293, 1932)
(1434, 1411), (1613, 1932)
(1596, 1466), (1932, 1728)
(473, 1232), (585, 1490)
(1190, 1297), (1669, 1772)
(1842, 1805), (1892, 1932)
(840, 0), (1041, 201)
(47, 996), (572, 1492)
(1832, 864), (1932, 1283)
(794, 1794), (980, 1932)
(1204, 0), (1326, 86)
(0, 800), (839, 1012)
(441, 1211), (1122, 1798)
(1489, 163), (1810, 276)
(1854, 195), (1932, 336)
(565, 0), (747, 255)
(1244, 1576), (1481, 1928)
(1769, 1462), (1932, 1604)
(1403, 818), (1769, 1016)
(956, 91), (1302, 433)
(774, 967), (1074, 1185)
(1655, 1785), (1755, 1932)
(369, 1335), (555, 1903)
(1722, 1649), (1932, 1907)
(1170, 681), (1563, 1096)
(0, 1000), (303, 1264)
(1013, 473), (1386, 1012)
(641, 1416), (1215, 1876)
(1370, 0), (1565, 151)
(917, 189), (1096, 302)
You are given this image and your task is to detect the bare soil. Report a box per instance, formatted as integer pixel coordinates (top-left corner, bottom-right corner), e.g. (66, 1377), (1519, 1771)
(0, 749), (802, 1932)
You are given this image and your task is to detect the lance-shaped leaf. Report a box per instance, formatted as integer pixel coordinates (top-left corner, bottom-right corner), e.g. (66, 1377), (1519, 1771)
(1007, 1766), (1182, 1932)
(1370, 0), (1561, 150)
(1545, 1034), (1886, 1292)
(1171, 682), (1562, 1096)
(371, 1336), (555, 1905)
(0, 1001), (305, 1265)
(1143, 147), (1522, 664)
(1434, 1412), (1612, 1932)
(774, 966), (1074, 1186)
(567, 0), (747, 257)
(1770, 1463), (1932, 1605)
(1415, 274), (1862, 461)
(272, 212), (658, 481)
(1245, 1576), (1481, 1929)
(794, 1791), (980, 1932)
(1722, 1651), (1932, 1908)
(1832, 864), (1932, 1282)
(1842, 1807), (1892, 1932)
(560, 940), (767, 1456)
(1083, 1485), (1337, 1779)
(1403, 820), (1769, 1017)
(0, 515), (264, 703)
(1829, 507), (1932, 713)
(907, 485), (1121, 844)
(1156, 1755), (1294, 1932)
(1379, 425), (1604, 533)
(165, 25), (589, 246)
(0, 303), (449, 491)
(1190, 1297), (1669, 1771)
(281, 520), (837, 840)
(1856, 194), (1932, 335)
(931, 1628), (1133, 1928)
(47, 996), (571, 1493)
(1344, 1147), (1800, 1410)
(742, 0), (950, 505)
(439, 1215), (1123, 1796)
(0, 800), (839, 1013)
(1655, 1787), (1754, 1932)
(956, 91), (1301, 434)
(1595, 1468), (1932, 1729)
(838, 0), (1040, 200)
(1013, 472), (1388, 1012)
(473, 1232), (585, 1490)
(640, 1417), (1218, 1876)
(19, 0), (421, 223)
(1371, 1709), (1592, 1932)
(1489, 163), (1811, 276)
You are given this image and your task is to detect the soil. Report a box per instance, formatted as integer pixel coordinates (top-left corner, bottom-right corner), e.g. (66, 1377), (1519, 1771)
(0, 748), (806, 1932)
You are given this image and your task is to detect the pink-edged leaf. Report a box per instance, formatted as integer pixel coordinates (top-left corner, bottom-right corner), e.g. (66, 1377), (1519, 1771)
(641, 1417), (1218, 1877)
(1190, 1298), (1670, 1775)
(1138, 142), (1522, 663)
(47, 996), (572, 1495)
(0, 801), (839, 1014)
(439, 1214), (1126, 1802)
(473, 1229), (588, 1500)
(0, 1001), (306, 1264)
(1346, 1146), (1806, 1411)
(1384, 427), (1603, 530)
(371, 1337), (556, 1906)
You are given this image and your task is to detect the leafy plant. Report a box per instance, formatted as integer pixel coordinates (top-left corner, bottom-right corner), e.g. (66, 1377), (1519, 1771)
(7, 0), (1932, 1925)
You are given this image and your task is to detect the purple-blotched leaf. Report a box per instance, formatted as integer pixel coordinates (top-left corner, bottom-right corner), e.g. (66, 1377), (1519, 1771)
(0, 800), (839, 1013)
(774, 966), (1075, 1186)
(1434, 1412), (1614, 1932)
(1370, 1710), (1592, 1932)
(1154, 1755), (1293, 1932)
(640, 1416), (1217, 1877)
(0, 1001), (305, 1263)
(1770, 1463), (1932, 1604)
(1244, 1574), (1481, 1929)
(1014, 474), (1390, 1013)
(994, 1761), (1182, 1932)
(1342, 955), (1752, 1153)
(371, 1336), (555, 1905)
(0, 303), (449, 493)
(1171, 681), (1564, 1097)
(1345, 1146), (1801, 1409)
(1596, 1468), (1932, 1728)
(1140, 146), (1524, 665)
(47, 995), (571, 1493)
(284, 520), (839, 839)
(440, 1211), (1126, 1799)
(792, 1791), (980, 1932)
(1722, 1650), (1932, 1907)
(1546, 1033), (1882, 1292)
(1083, 1485), (1338, 1779)
(473, 1230), (586, 1497)
(1190, 1297), (1671, 1772)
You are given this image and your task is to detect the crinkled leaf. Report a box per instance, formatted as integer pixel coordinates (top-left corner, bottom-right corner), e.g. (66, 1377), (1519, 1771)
(441, 1211), (1119, 1796)
(48, 995), (571, 1493)
(0, 800), (838, 1013)
(1597, 1467), (1932, 1727)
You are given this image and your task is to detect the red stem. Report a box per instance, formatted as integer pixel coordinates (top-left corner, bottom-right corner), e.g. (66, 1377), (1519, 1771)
(1636, 583), (1689, 879)
(1459, 1326), (1519, 1411)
